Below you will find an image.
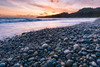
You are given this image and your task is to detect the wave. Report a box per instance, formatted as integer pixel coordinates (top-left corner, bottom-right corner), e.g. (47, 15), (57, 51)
(0, 18), (58, 24)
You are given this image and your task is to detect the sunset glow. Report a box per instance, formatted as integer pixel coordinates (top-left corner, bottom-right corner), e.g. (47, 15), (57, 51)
(0, 0), (100, 17)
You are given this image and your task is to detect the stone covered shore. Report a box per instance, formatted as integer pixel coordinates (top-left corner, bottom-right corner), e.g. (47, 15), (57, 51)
(0, 19), (100, 67)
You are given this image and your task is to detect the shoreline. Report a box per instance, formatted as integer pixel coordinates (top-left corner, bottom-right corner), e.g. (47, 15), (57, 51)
(0, 19), (100, 67)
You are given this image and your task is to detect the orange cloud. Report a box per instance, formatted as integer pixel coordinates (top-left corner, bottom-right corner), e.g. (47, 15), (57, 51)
(29, 3), (69, 15)
(49, 0), (59, 3)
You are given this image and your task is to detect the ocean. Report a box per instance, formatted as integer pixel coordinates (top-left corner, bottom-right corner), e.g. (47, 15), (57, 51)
(0, 18), (97, 40)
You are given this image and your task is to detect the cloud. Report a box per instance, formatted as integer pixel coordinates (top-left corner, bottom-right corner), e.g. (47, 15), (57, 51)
(64, 0), (100, 8)
(0, 0), (100, 16)
(49, 0), (59, 3)
(29, 3), (68, 13)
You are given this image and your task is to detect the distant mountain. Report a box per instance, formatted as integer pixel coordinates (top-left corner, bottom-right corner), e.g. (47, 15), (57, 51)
(38, 7), (100, 18)
(38, 12), (70, 18)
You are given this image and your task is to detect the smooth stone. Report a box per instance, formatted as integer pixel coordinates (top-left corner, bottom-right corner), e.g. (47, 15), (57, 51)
(40, 58), (45, 62)
(47, 59), (56, 67)
(81, 52), (87, 55)
(91, 61), (97, 66)
(96, 52), (100, 57)
(83, 29), (88, 34)
(13, 64), (20, 67)
(64, 50), (70, 55)
(43, 64), (48, 67)
(91, 54), (96, 58)
(21, 47), (29, 51)
(28, 50), (34, 54)
(49, 51), (55, 56)
(49, 59), (56, 63)
(85, 40), (91, 44)
(72, 63), (78, 67)
(97, 59), (100, 65)
(64, 38), (68, 42)
(89, 57), (94, 61)
(7, 58), (13, 62)
(87, 50), (93, 53)
(45, 40), (51, 43)
(65, 59), (74, 66)
(56, 64), (61, 67)
(83, 63), (87, 67)
(28, 57), (34, 61)
(0, 63), (5, 67)
(42, 43), (48, 48)
(73, 53), (78, 57)
(52, 55), (58, 59)
(66, 53), (72, 59)
(95, 47), (100, 51)
(47, 46), (52, 51)
(73, 44), (80, 50)
(33, 62), (40, 67)
(61, 62), (65, 66)
(81, 48), (87, 51)
(79, 65), (83, 67)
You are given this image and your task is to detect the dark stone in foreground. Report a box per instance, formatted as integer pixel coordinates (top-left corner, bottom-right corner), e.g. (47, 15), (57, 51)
(0, 19), (100, 67)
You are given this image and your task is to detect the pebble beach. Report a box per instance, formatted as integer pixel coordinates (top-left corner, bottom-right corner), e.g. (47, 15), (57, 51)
(0, 19), (100, 67)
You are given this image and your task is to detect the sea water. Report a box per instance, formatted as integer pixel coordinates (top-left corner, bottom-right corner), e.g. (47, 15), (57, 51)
(0, 18), (97, 40)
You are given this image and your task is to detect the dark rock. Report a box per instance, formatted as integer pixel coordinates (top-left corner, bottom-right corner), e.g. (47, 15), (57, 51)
(46, 59), (56, 67)
(81, 52), (87, 55)
(0, 63), (6, 67)
(42, 43), (49, 49)
(96, 52), (100, 57)
(72, 63), (78, 67)
(91, 61), (97, 66)
(64, 50), (70, 55)
(66, 53), (72, 59)
(56, 64), (61, 67)
(97, 59), (100, 65)
(52, 55), (59, 59)
(73, 44), (80, 50)
(65, 59), (74, 66)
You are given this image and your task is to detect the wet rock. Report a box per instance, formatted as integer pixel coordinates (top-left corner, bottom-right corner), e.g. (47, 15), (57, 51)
(64, 50), (70, 55)
(83, 63), (87, 67)
(56, 64), (61, 67)
(13, 63), (20, 67)
(96, 52), (100, 57)
(66, 53), (72, 59)
(0, 63), (6, 67)
(91, 61), (97, 66)
(72, 63), (78, 67)
(97, 59), (100, 65)
(87, 50), (93, 53)
(40, 58), (45, 62)
(73, 44), (80, 50)
(52, 55), (58, 59)
(89, 57), (94, 61)
(64, 38), (68, 42)
(7, 58), (13, 62)
(81, 48), (87, 51)
(49, 51), (55, 56)
(65, 59), (74, 66)
(46, 59), (56, 67)
(84, 40), (91, 44)
(81, 52), (87, 56)
(21, 47), (29, 52)
(28, 50), (34, 54)
(28, 57), (34, 61)
(61, 62), (65, 66)
(42, 43), (49, 49)
(95, 46), (100, 51)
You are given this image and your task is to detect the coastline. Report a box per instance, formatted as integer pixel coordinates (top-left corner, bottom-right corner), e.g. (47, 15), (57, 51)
(0, 19), (100, 67)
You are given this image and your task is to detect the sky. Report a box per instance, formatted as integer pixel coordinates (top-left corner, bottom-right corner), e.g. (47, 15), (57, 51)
(0, 0), (100, 17)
